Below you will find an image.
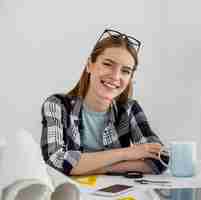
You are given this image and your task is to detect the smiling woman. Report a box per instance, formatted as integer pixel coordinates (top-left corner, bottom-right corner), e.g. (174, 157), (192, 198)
(84, 47), (135, 110)
(40, 29), (168, 176)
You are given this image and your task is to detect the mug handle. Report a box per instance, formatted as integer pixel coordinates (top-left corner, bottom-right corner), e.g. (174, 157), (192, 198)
(158, 146), (170, 167)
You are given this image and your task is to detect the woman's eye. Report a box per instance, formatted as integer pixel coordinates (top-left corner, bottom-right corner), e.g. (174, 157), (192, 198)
(103, 62), (112, 67)
(122, 69), (131, 75)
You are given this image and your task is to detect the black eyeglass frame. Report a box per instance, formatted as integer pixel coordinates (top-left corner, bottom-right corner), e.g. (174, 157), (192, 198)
(95, 29), (141, 53)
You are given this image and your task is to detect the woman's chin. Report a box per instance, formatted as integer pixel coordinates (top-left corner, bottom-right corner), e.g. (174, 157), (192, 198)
(96, 90), (117, 103)
(100, 95), (114, 104)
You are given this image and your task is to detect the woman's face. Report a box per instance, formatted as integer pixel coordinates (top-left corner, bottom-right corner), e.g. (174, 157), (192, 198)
(87, 47), (135, 104)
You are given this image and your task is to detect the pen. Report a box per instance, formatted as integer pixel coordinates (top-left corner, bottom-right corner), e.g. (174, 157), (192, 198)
(134, 179), (171, 184)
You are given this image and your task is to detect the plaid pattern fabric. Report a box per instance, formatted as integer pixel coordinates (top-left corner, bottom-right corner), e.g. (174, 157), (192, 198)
(41, 94), (166, 175)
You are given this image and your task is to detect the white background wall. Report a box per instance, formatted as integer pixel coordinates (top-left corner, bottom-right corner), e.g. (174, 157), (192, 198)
(1, 0), (201, 158)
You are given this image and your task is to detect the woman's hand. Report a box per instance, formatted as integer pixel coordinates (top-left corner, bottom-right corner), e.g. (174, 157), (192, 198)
(123, 143), (162, 161)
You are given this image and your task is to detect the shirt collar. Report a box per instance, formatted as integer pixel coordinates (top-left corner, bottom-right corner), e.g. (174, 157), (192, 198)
(71, 97), (121, 125)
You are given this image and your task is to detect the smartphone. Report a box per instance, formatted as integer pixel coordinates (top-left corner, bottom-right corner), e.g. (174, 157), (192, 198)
(93, 184), (134, 197)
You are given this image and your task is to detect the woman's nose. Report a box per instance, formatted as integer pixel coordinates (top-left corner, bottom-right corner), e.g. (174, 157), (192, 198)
(111, 67), (121, 80)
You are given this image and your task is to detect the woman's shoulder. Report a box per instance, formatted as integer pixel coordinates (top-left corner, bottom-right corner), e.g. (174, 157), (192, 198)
(118, 98), (139, 109)
(42, 93), (81, 110)
(117, 98), (143, 115)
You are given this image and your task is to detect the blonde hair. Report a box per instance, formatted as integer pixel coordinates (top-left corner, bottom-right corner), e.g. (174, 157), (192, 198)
(67, 36), (138, 104)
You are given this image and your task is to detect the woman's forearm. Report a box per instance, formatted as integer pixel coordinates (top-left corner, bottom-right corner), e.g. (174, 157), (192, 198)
(72, 160), (154, 175)
(70, 143), (161, 175)
(70, 148), (125, 175)
(104, 160), (154, 174)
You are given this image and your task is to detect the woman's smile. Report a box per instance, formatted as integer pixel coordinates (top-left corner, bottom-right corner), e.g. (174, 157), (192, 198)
(100, 80), (120, 89)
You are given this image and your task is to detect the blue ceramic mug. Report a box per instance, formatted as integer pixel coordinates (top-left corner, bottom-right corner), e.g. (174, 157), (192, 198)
(158, 141), (197, 177)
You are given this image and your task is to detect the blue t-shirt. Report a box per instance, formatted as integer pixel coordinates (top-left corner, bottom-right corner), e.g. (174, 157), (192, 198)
(81, 104), (108, 152)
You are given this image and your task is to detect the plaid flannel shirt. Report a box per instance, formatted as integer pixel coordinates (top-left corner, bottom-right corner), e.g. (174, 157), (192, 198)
(41, 94), (167, 175)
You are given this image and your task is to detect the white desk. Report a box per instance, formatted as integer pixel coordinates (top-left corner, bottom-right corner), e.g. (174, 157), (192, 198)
(79, 173), (201, 200)
(48, 162), (201, 200)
